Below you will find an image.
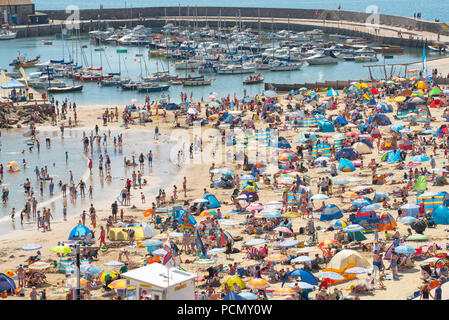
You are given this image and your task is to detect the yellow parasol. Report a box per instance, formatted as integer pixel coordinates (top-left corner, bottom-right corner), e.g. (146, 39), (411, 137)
(239, 260), (260, 268)
(264, 254), (288, 263)
(247, 278), (269, 289)
(6, 161), (18, 167)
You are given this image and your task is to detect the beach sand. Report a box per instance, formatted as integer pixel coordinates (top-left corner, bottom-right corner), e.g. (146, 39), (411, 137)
(1, 88), (448, 300)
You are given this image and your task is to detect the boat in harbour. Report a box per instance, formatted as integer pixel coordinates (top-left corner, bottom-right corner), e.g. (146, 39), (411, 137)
(243, 73), (264, 84)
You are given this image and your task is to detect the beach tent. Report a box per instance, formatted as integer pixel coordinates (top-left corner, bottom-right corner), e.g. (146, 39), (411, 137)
(1, 78), (25, 89)
(370, 113), (392, 126)
(327, 249), (370, 270)
(417, 192), (449, 213)
(437, 125), (448, 137)
(398, 139), (413, 151)
(355, 210), (379, 233)
(413, 176), (427, 192)
(224, 290), (246, 300)
(334, 117), (348, 126)
(371, 191), (390, 203)
(177, 210), (197, 225)
(203, 193), (221, 209)
(318, 120), (335, 132)
(0, 273), (16, 294)
(377, 213), (397, 231)
(312, 142), (332, 158)
(335, 147), (359, 160)
(431, 205), (449, 225)
(141, 222), (157, 239)
(338, 158), (355, 172)
(366, 97), (377, 106)
(358, 138), (373, 148)
(352, 142), (372, 154)
(320, 204), (343, 221)
(278, 137), (291, 149)
(383, 150), (402, 163)
(348, 231), (367, 241)
(299, 131), (317, 142)
(68, 225), (92, 240)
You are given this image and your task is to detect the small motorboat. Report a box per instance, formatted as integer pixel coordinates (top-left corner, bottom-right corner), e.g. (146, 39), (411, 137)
(47, 85), (83, 93)
(243, 73), (264, 84)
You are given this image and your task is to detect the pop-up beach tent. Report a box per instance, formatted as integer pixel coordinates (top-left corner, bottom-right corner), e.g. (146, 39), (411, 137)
(320, 204), (343, 221)
(203, 193), (221, 209)
(338, 158), (355, 172)
(413, 176), (427, 191)
(68, 225), (92, 240)
(431, 205), (449, 225)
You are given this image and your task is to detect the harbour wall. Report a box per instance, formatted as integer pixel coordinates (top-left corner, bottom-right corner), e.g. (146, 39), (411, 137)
(11, 6), (449, 47)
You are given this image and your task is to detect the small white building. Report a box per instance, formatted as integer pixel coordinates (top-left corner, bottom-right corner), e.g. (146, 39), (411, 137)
(121, 263), (196, 300)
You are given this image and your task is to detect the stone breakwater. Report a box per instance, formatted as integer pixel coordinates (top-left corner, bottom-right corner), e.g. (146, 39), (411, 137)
(11, 6), (449, 47)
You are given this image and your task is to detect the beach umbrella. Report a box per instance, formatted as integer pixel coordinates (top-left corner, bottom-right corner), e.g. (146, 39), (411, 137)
(288, 282), (314, 289)
(238, 292), (258, 300)
(103, 261), (125, 267)
(429, 87), (442, 96)
(318, 271), (344, 281)
(108, 279), (135, 290)
(255, 212), (282, 219)
(297, 247), (319, 254)
(100, 271), (119, 282)
(218, 219), (239, 226)
(265, 254), (288, 263)
(151, 248), (168, 256)
(143, 239), (163, 247)
(333, 179), (349, 185)
(28, 262), (50, 270)
(318, 239), (338, 247)
(208, 94), (218, 100)
(193, 259), (216, 266)
(169, 232), (184, 238)
(273, 288), (296, 296)
(360, 204), (380, 213)
(274, 227), (293, 234)
(281, 212), (301, 218)
(421, 257), (440, 264)
(416, 81), (428, 89)
(68, 278), (88, 287)
(394, 245), (416, 255)
(21, 244), (42, 251)
(398, 216), (418, 224)
(278, 239), (301, 248)
(352, 198), (371, 208)
(200, 210), (217, 217)
(291, 256), (314, 264)
(327, 88), (339, 97)
(207, 248), (226, 256)
(341, 192), (359, 199)
(410, 155), (430, 162)
(6, 161), (18, 167)
(344, 267), (369, 274)
(343, 224), (365, 233)
(240, 174), (255, 180)
(247, 278), (269, 289)
(80, 264), (102, 275)
(282, 269), (318, 286)
(192, 198), (209, 203)
(50, 246), (72, 254)
(310, 194), (329, 200)
(314, 156), (329, 163)
(239, 260), (260, 268)
(406, 234), (429, 241)
(330, 219), (348, 228)
(264, 90), (277, 98)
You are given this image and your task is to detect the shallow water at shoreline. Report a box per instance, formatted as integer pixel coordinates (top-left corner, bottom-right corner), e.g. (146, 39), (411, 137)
(0, 127), (180, 236)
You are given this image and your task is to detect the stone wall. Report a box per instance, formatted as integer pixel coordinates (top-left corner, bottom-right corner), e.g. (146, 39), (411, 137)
(40, 6), (449, 36)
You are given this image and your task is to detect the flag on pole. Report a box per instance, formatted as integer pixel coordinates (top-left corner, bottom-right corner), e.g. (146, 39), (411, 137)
(161, 239), (175, 267)
(195, 231), (208, 259)
(19, 67), (28, 88)
(422, 46), (427, 74)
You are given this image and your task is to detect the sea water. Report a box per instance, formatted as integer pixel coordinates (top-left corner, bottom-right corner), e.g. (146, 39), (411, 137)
(0, 35), (436, 106)
(0, 127), (180, 236)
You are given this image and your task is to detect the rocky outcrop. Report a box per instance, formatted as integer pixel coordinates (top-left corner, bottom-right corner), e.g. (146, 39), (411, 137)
(0, 102), (54, 128)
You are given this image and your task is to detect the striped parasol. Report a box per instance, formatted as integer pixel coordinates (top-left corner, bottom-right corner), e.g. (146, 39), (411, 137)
(273, 288), (296, 296)
(200, 210), (217, 217)
(28, 262), (51, 270)
(239, 260), (260, 268)
(67, 278), (88, 287)
(318, 239), (338, 247)
(247, 278), (269, 289)
(264, 254), (288, 263)
(108, 279), (132, 290)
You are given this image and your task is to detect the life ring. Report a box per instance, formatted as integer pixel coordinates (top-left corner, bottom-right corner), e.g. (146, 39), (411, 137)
(143, 209), (153, 217)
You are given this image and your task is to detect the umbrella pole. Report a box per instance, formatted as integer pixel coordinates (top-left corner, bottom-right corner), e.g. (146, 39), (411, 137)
(74, 243), (81, 300)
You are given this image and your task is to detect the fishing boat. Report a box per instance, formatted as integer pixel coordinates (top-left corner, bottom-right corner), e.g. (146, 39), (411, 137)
(428, 45), (447, 53)
(0, 27), (17, 40)
(41, 40), (53, 45)
(174, 60), (203, 70)
(243, 73), (264, 84)
(137, 83), (170, 92)
(47, 85), (83, 93)
(372, 45), (404, 54)
(217, 64), (255, 74)
(121, 82), (139, 90)
(354, 55), (379, 63)
(269, 61), (303, 71)
(182, 76), (211, 86)
(10, 55), (41, 69)
(306, 50), (338, 65)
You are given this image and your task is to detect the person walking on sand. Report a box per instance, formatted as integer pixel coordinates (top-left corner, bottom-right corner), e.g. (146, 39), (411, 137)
(99, 226), (107, 247)
(88, 158), (93, 175)
(89, 204), (97, 228)
(183, 177), (187, 197)
(81, 210), (87, 225)
(148, 150), (153, 167)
